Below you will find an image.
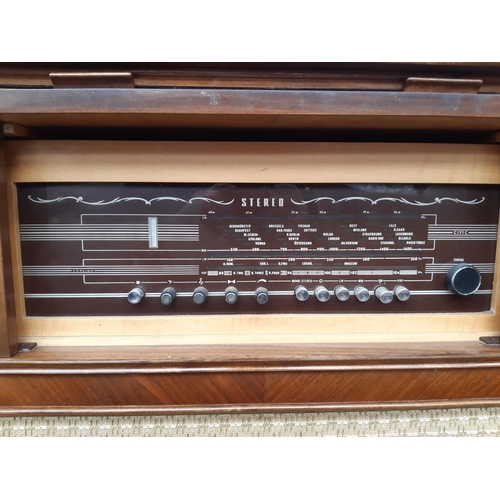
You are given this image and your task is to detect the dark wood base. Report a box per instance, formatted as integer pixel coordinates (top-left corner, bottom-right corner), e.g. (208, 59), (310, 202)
(2, 342), (500, 415)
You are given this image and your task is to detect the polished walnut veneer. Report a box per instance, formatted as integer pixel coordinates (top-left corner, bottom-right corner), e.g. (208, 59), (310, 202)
(2, 342), (500, 415)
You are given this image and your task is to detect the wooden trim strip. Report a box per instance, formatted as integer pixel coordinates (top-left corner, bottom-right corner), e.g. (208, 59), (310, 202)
(2, 64), (500, 92)
(50, 72), (135, 89)
(3, 88), (500, 118)
(404, 77), (483, 94)
(2, 399), (500, 416)
(3, 361), (500, 375)
(5, 342), (500, 360)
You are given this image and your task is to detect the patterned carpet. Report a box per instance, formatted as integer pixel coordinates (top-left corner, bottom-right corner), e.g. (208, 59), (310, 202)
(1, 407), (500, 437)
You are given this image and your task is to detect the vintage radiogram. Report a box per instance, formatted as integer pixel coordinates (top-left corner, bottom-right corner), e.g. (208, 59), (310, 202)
(3, 63), (500, 413)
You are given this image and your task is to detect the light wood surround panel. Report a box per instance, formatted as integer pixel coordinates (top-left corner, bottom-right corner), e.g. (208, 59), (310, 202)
(4, 141), (500, 347)
(0, 136), (18, 356)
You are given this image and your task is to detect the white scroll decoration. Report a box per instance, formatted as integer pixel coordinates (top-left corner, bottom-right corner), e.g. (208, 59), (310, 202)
(27, 196), (235, 206)
(290, 196), (486, 206)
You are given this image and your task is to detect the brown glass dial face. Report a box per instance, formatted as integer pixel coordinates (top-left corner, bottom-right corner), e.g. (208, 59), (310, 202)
(17, 183), (499, 316)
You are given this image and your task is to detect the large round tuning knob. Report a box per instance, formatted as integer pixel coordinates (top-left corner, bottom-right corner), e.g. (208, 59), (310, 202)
(127, 287), (145, 304)
(446, 264), (481, 296)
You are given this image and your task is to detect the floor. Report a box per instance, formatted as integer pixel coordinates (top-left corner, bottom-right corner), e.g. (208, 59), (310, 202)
(1, 407), (499, 437)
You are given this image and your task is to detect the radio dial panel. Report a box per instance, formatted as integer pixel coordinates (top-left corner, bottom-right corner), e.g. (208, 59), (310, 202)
(16, 183), (499, 317)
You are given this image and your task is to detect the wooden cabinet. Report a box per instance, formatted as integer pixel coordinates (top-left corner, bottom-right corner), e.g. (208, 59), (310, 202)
(1, 63), (500, 415)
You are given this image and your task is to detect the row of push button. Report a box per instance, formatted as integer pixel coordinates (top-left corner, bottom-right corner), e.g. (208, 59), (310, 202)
(128, 286), (270, 305)
(128, 284), (410, 305)
(295, 285), (410, 303)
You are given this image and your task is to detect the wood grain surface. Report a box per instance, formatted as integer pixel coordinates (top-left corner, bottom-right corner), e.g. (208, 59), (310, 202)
(50, 72), (134, 89)
(1, 343), (500, 414)
(404, 77), (483, 94)
(1, 62), (500, 92)
(0, 135), (17, 357)
(3, 88), (500, 117)
(5, 141), (500, 346)
(2, 64), (500, 412)
(4, 88), (500, 134)
(3, 341), (500, 366)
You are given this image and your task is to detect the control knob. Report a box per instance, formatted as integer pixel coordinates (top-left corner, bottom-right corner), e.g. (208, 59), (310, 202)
(160, 287), (176, 305)
(255, 287), (269, 305)
(224, 286), (239, 305)
(394, 285), (410, 302)
(354, 286), (370, 302)
(193, 286), (208, 304)
(375, 286), (393, 304)
(334, 285), (350, 302)
(294, 285), (309, 302)
(446, 264), (481, 296)
(314, 285), (330, 303)
(127, 287), (145, 304)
